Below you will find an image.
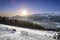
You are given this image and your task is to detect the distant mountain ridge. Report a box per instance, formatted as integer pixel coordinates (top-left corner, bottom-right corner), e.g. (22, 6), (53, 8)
(32, 13), (60, 16)
(10, 13), (60, 22)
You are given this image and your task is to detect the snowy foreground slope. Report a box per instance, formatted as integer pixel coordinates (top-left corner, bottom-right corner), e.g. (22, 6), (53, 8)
(0, 24), (57, 40)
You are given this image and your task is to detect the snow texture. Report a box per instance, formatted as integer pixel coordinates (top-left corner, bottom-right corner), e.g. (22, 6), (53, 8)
(0, 24), (57, 40)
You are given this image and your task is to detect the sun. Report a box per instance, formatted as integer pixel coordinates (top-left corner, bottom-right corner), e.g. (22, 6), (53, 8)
(21, 10), (28, 16)
(18, 9), (31, 16)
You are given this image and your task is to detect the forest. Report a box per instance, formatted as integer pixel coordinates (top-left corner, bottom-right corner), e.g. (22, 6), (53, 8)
(0, 16), (60, 31)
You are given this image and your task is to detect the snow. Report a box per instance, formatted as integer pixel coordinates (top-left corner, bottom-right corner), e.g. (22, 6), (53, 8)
(0, 24), (57, 40)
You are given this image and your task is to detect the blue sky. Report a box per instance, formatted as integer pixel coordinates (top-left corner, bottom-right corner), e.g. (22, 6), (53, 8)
(0, 0), (60, 16)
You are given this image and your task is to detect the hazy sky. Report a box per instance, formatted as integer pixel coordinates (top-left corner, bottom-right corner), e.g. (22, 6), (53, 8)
(0, 0), (60, 16)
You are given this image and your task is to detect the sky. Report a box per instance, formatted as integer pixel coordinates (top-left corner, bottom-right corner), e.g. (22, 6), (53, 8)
(0, 0), (60, 16)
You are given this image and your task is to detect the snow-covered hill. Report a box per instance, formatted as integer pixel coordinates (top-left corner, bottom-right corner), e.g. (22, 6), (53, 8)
(0, 24), (57, 40)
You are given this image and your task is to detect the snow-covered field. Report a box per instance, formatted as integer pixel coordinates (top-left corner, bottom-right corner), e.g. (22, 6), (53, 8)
(0, 24), (57, 40)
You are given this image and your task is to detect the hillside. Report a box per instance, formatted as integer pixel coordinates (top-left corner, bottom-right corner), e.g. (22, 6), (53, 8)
(0, 24), (57, 40)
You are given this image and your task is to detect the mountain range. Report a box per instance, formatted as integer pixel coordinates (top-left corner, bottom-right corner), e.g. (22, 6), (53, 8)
(10, 13), (60, 22)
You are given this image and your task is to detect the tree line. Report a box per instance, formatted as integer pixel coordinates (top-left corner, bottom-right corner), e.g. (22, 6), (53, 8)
(0, 16), (60, 31)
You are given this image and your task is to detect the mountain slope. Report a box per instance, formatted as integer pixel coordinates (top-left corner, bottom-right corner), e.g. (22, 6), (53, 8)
(0, 24), (57, 40)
